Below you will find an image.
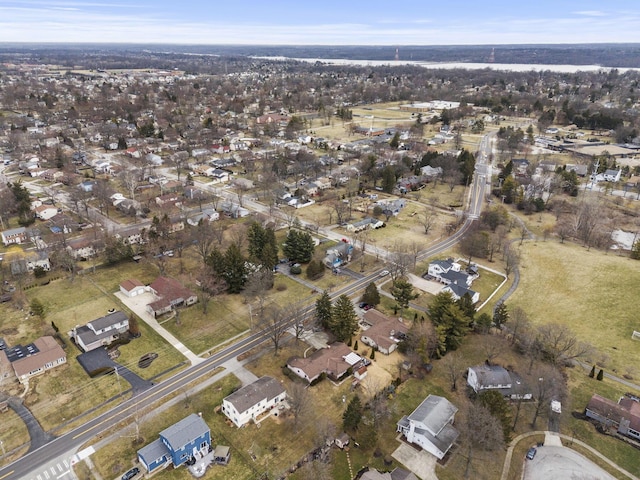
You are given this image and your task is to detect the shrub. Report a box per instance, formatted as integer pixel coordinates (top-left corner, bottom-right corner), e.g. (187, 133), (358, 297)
(370, 348), (376, 360)
(290, 265), (302, 275)
(589, 365), (595, 378)
(597, 369), (604, 381)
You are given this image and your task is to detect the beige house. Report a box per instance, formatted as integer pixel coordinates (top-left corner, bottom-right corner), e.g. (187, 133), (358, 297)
(0, 336), (66, 384)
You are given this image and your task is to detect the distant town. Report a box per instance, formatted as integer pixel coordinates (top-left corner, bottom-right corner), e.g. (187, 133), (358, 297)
(0, 46), (638, 480)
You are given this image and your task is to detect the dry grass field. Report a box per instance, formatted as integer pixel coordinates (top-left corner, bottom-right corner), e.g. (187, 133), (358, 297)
(510, 240), (640, 376)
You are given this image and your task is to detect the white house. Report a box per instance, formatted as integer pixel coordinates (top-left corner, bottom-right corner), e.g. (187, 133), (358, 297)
(603, 169), (622, 182)
(222, 376), (287, 427)
(71, 311), (130, 352)
(187, 208), (220, 226)
(34, 205), (59, 221)
(396, 395), (459, 460)
(467, 365), (532, 400)
(442, 284), (480, 304)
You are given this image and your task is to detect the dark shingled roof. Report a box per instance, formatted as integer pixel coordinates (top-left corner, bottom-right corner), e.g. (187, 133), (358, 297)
(160, 413), (209, 451)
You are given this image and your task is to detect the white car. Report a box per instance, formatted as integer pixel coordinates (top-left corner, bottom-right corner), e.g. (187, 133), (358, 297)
(379, 270), (389, 277)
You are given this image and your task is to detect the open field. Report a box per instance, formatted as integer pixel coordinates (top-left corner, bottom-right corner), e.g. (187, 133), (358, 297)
(510, 240), (640, 375)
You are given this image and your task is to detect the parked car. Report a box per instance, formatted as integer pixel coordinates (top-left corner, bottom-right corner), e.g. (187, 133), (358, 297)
(122, 467), (140, 480)
(526, 447), (537, 460)
(358, 302), (368, 309)
(379, 270), (390, 277)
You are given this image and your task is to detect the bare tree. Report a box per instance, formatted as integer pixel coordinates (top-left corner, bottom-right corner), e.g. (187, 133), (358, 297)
(441, 351), (464, 391)
(192, 221), (217, 262)
(572, 198), (604, 250)
(531, 366), (565, 429)
(480, 335), (503, 365)
(196, 267), (226, 315)
(507, 306), (530, 345)
(259, 304), (289, 355)
(387, 242), (413, 281)
(503, 244), (520, 277)
(284, 301), (310, 342)
(243, 268), (274, 317)
(119, 168), (139, 200)
(537, 323), (593, 366)
(461, 403), (505, 480)
(287, 382), (312, 432)
(420, 205), (437, 235)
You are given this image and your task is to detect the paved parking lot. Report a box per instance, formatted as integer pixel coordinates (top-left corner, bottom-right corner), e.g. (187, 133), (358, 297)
(523, 446), (616, 480)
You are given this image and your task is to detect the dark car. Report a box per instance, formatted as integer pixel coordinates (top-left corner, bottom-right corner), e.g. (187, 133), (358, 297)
(122, 467), (140, 480)
(358, 302), (368, 309)
(526, 447), (537, 460)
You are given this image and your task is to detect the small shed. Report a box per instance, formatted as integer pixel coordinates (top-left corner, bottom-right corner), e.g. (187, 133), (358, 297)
(213, 445), (230, 465)
(335, 433), (350, 449)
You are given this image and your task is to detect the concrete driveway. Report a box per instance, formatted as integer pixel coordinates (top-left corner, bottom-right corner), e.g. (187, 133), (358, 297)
(392, 442), (438, 480)
(523, 446), (616, 480)
(407, 274), (444, 295)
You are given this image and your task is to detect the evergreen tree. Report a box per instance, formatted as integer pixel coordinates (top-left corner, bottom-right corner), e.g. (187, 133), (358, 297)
(315, 290), (333, 329)
(428, 292), (470, 353)
(457, 293), (476, 326)
(370, 348), (375, 360)
(209, 244), (246, 294)
(306, 259), (325, 280)
(247, 222), (267, 262)
(597, 369), (604, 381)
(354, 340), (359, 351)
(391, 279), (418, 316)
(330, 294), (359, 342)
(361, 281), (381, 306)
(343, 395), (363, 432)
(631, 240), (640, 260)
(390, 131), (400, 149)
(283, 229), (315, 263)
(458, 149), (476, 185)
(493, 302), (509, 330)
(381, 165), (396, 193)
(589, 365), (596, 378)
(474, 313), (493, 334)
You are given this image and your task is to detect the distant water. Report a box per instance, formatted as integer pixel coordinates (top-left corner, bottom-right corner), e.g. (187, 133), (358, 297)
(253, 56), (640, 73)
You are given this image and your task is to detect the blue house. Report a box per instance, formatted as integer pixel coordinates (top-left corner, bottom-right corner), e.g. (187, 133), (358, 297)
(137, 414), (211, 474)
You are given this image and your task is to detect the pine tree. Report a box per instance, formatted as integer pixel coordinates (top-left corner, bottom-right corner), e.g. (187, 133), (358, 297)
(221, 244), (246, 294)
(589, 365), (596, 378)
(391, 279), (418, 317)
(456, 293), (476, 326)
(493, 302), (509, 330)
(342, 395), (363, 432)
(597, 369), (604, 381)
(330, 294), (359, 342)
(283, 229), (315, 263)
(315, 290), (333, 329)
(354, 340), (359, 351)
(361, 281), (380, 306)
(370, 348), (375, 360)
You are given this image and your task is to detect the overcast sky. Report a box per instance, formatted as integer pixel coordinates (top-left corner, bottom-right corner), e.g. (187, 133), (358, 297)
(1, 0), (639, 45)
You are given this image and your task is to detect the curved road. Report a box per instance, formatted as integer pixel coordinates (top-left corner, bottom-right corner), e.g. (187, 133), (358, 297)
(0, 134), (495, 480)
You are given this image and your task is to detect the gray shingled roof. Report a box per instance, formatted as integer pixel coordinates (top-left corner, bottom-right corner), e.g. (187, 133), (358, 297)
(90, 311), (128, 332)
(224, 376), (285, 414)
(470, 365), (512, 388)
(138, 438), (168, 464)
(408, 395), (458, 436)
(160, 413), (209, 450)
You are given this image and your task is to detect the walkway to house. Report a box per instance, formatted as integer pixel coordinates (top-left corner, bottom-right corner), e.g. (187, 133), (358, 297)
(115, 291), (203, 366)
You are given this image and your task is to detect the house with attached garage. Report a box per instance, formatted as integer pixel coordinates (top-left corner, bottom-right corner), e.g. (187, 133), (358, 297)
(467, 364), (531, 400)
(70, 311), (129, 352)
(146, 276), (198, 317)
(359, 310), (408, 355)
(428, 258), (479, 303)
(397, 394), (459, 460)
(0, 336), (67, 385)
(137, 413), (212, 474)
(222, 376), (287, 427)
(585, 394), (640, 441)
(119, 279), (146, 297)
(287, 342), (361, 383)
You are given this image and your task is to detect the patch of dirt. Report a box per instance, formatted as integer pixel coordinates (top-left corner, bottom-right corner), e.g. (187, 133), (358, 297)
(57, 393), (72, 405)
(0, 327), (18, 336)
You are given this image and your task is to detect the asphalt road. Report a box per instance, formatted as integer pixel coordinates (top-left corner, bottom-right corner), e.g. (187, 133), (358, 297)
(0, 133), (495, 480)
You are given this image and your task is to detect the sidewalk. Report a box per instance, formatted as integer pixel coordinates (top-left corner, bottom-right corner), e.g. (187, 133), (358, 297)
(115, 291), (203, 365)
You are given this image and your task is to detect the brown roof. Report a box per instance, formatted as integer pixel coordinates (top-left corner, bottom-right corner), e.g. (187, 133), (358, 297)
(288, 342), (352, 381)
(120, 278), (145, 292)
(148, 276), (196, 312)
(587, 394), (640, 433)
(361, 310), (408, 351)
(362, 309), (389, 327)
(12, 336), (66, 378)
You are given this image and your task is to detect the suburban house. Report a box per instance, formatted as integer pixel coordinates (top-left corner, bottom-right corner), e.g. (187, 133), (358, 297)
(467, 365), (532, 400)
(603, 169), (622, 182)
(66, 236), (105, 260)
(511, 158), (530, 176)
(137, 413), (212, 474)
(360, 467), (419, 480)
(147, 277), (198, 317)
(119, 279), (146, 297)
(9, 250), (50, 275)
(376, 198), (406, 216)
(396, 394), (459, 460)
(71, 311), (130, 352)
(1, 227), (28, 246)
(287, 342), (361, 383)
(0, 336), (66, 384)
(346, 217), (384, 233)
(420, 165), (443, 179)
(34, 204), (59, 221)
(428, 258), (479, 303)
(359, 310), (408, 355)
(220, 201), (250, 218)
(155, 193), (182, 208)
(221, 376), (287, 428)
(322, 242), (353, 269)
(585, 394), (640, 441)
(115, 225), (146, 245)
(187, 208), (219, 226)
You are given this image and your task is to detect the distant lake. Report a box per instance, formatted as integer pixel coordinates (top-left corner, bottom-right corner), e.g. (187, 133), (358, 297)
(253, 56), (640, 73)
